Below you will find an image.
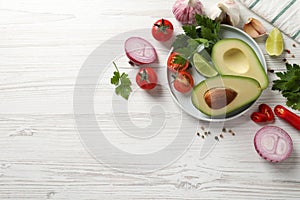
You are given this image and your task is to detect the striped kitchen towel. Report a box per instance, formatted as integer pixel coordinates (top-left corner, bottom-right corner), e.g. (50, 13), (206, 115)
(240, 0), (300, 43)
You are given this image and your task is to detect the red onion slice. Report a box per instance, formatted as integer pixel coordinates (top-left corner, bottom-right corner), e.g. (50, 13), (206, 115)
(124, 37), (157, 65)
(254, 126), (293, 162)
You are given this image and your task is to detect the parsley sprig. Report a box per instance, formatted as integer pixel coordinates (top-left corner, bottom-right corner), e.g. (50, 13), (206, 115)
(272, 63), (300, 110)
(172, 14), (221, 63)
(111, 62), (132, 100)
(173, 54), (189, 66)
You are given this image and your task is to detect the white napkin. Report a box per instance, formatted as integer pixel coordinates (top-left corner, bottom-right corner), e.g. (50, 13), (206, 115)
(239, 0), (300, 43)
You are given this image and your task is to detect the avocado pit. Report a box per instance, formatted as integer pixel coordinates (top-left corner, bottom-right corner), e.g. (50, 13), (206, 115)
(204, 87), (237, 109)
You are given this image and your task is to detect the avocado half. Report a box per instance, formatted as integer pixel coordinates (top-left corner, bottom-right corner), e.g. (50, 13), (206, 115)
(191, 75), (262, 117)
(211, 38), (269, 89)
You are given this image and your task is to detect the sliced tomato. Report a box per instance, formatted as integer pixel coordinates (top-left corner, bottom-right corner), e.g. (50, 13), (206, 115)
(167, 52), (189, 72)
(173, 71), (194, 93)
(251, 112), (268, 123)
(259, 103), (275, 121)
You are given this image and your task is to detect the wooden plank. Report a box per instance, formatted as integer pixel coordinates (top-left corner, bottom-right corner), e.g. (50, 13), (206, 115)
(0, 0), (299, 199)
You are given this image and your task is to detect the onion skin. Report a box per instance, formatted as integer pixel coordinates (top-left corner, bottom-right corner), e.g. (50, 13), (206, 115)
(172, 0), (205, 25)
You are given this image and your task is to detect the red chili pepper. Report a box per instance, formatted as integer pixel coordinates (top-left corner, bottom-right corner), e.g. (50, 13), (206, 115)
(259, 103), (275, 121)
(274, 105), (300, 130)
(251, 112), (268, 123)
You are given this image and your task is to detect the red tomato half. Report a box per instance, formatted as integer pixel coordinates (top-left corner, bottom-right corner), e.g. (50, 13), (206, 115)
(167, 52), (189, 72)
(152, 18), (174, 42)
(136, 67), (157, 90)
(259, 103), (275, 121)
(173, 71), (194, 93)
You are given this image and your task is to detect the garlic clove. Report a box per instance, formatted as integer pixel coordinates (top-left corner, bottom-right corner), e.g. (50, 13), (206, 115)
(207, 0), (240, 27)
(243, 18), (267, 38)
(249, 18), (266, 35)
(244, 23), (261, 38)
(218, 0), (240, 26)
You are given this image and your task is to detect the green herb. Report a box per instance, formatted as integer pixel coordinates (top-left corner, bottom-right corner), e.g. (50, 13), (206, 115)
(175, 39), (200, 60)
(272, 63), (300, 110)
(172, 14), (221, 64)
(195, 14), (220, 42)
(173, 54), (188, 66)
(111, 62), (132, 100)
(182, 25), (198, 39)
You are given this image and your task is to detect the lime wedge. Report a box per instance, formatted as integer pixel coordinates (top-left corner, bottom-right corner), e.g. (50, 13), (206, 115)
(193, 53), (218, 77)
(265, 28), (284, 56)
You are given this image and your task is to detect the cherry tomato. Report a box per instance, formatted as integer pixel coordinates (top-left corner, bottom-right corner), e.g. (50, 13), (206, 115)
(136, 67), (157, 90)
(251, 112), (268, 123)
(274, 105), (300, 130)
(259, 103), (275, 121)
(152, 18), (174, 42)
(167, 52), (189, 72)
(173, 71), (194, 93)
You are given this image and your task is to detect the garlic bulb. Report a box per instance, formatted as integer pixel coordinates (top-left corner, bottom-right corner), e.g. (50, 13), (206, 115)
(207, 0), (240, 26)
(244, 18), (267, 38)
(172, 0), (205, 25)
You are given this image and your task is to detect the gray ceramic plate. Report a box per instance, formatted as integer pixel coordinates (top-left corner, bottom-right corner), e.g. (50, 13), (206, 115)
(167, 24), (267, 122)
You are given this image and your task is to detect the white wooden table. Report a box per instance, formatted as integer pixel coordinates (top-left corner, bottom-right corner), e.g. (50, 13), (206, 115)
(0, 0), (299, 199)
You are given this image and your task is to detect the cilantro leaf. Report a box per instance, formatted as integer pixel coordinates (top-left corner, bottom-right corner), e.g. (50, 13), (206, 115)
(110, 62), (132, 100)
(272, 62), (300, 110)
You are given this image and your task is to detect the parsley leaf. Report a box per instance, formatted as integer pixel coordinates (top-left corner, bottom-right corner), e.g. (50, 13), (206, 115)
(172, 14), (221, 60)
(111, 71), (120, 85)
(195, 14), (217, 31)
(172, 34), (189, 50)
(172, 54), (188, 65)
(272, 63), (300, 110)
(110, 62), (132, 100)
(182, 25), (198, 38)
(175, 39), (200, 60)
(201, 27), (215, 41)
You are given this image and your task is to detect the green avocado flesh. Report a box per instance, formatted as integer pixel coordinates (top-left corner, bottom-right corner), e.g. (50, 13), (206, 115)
(191, 75), (262, 116)
(211, 38), (269, 89)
